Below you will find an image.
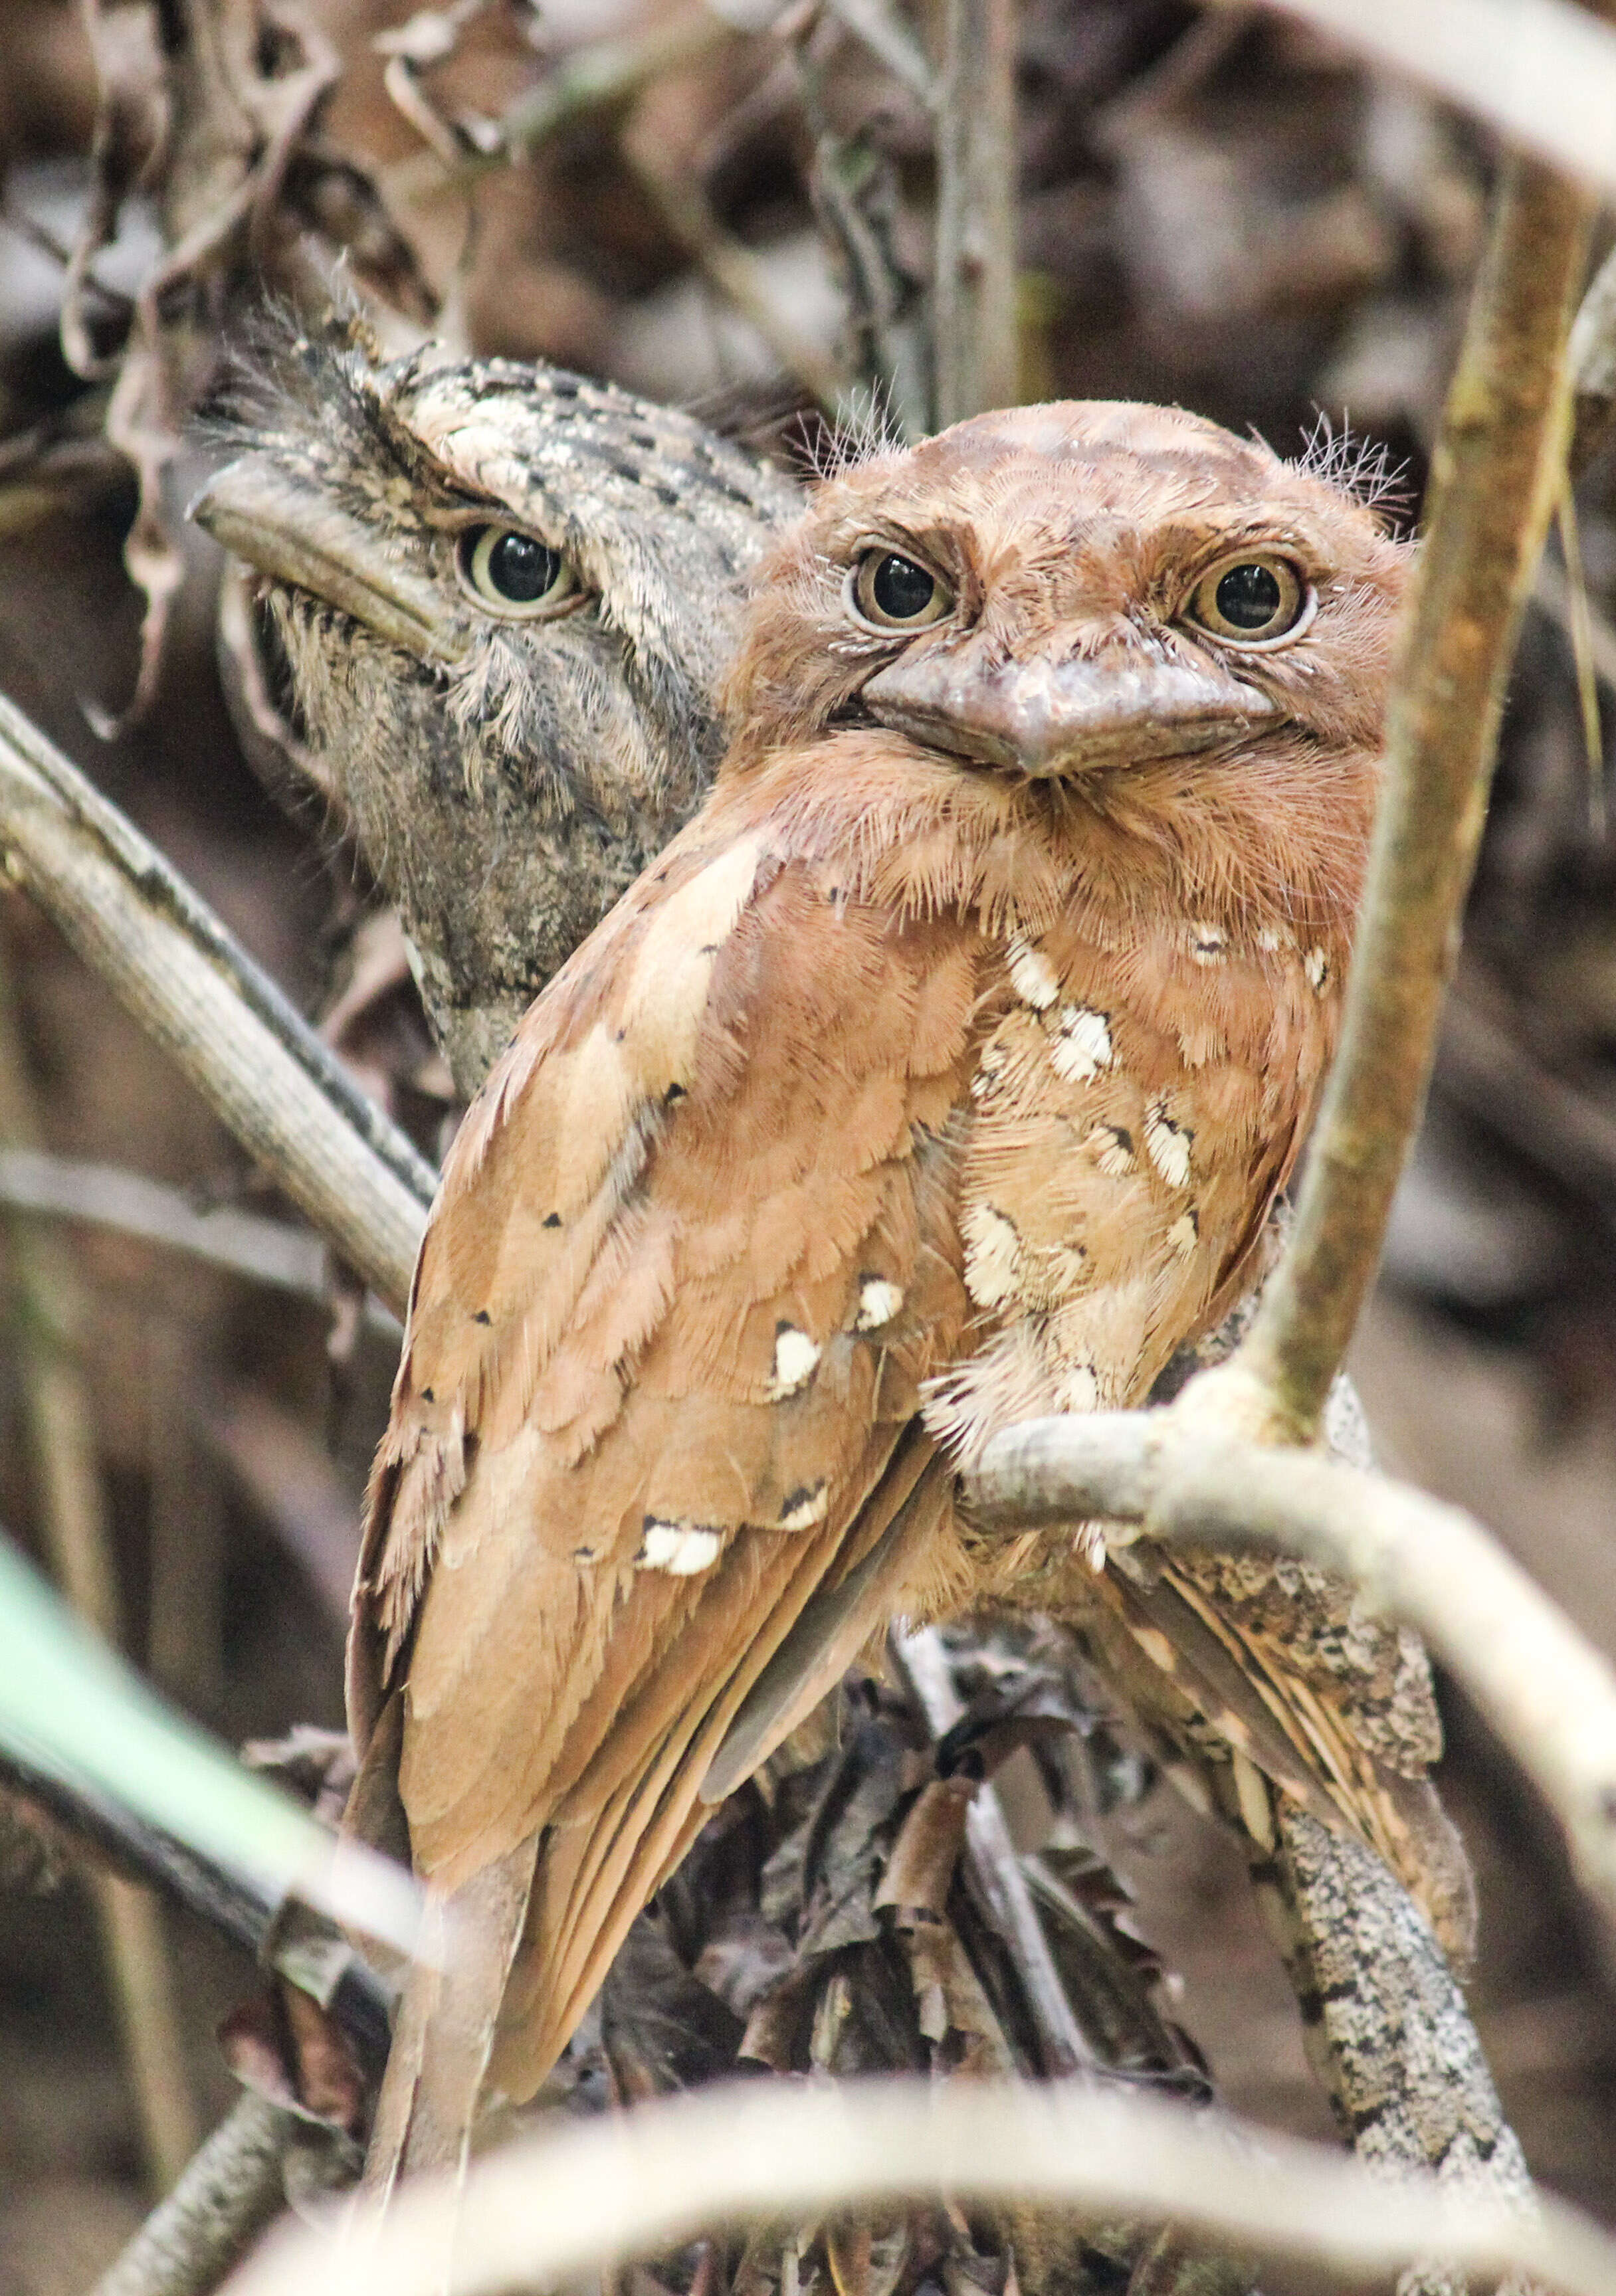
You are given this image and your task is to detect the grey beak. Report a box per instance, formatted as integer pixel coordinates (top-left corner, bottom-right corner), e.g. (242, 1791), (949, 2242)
(190, 454), (470, 666)
(860, 642), (1279, 775)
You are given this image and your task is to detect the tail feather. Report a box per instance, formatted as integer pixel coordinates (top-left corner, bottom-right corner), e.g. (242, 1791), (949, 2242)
(363, 1834), (540, 2196)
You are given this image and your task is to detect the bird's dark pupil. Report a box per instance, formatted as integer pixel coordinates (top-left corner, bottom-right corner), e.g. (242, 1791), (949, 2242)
(872, 553), (936, 620)
(488, 531), (559, 601)
(1215, 562), (1282, 629)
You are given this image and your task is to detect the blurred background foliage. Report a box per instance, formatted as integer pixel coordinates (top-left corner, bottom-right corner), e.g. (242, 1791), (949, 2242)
(1, 1), (1615, 2287)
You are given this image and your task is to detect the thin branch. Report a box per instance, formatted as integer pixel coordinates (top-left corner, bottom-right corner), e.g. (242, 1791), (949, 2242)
(381, 2), (732, 203)
(821, 0), (936, 111)
(0, 1148), (401, 1329)
(1534, 553), (1616, 700)
(0, 952), (199, 2188)
(622, 143), (846, 409)
(1261, 0), (1616, 200)
(1213, 156), (1593, 1442)
(1571, 235), (1616, 470)
(932, 0), (1017, 425)
(0, 693), (434, 1316)
(95, 2093), (300, 2296)
(966, 1414), (1616, 1921)
(1437, 980), (1616, 1208)
(892, 1627), (1102, 2077)
(221, 2077), (1615, 2296)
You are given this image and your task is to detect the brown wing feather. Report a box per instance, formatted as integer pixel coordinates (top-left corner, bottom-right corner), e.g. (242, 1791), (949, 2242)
(348, 798), (981, 2101)
(1100, 1551), (1465, 1951)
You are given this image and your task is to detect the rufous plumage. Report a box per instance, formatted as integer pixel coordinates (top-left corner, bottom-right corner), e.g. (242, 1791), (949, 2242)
(348, 400), (1448, 2182)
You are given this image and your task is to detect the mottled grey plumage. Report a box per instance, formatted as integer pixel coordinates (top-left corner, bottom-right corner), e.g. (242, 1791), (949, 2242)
(193, 318), (800, 1094)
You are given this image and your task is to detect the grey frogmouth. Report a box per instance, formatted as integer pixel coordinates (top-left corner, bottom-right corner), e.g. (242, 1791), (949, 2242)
(193, 317), (799, 1098)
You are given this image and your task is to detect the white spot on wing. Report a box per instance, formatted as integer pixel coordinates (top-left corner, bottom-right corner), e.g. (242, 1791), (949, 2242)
(1144, 1103), (1193, 1189)
(641, 1519), (722, 1575)
(1050, 1005), (1113, 1084)
(1057, 1362), (1098, 1412)
(1305, 946), (1330, 993)
(1256, 928), (1282, 954)
(1088, 1124), (1135, 1177)
(854, 1277), (904, 1331)
(768, 1323), (821, 1400)
(1007, 939), (1059, 1010)
(779, 1482), (829, 1530)
(1168, 1210), (1199, 1258)
(962, 1201), (1022, 1308)
(1073, 1520), (1108, 1573)
(1189, 925), (1226, 965)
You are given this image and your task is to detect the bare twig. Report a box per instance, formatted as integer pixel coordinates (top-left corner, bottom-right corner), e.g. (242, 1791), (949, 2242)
(1571, 235), (1616, 471)
(932, 0), (1017, 423)
(0, 1148), (401, 1329)
(382, 2), (733, 203)
(1260, 0), (1616, 201)
(1534, 553), (1616, 700)
(1437, 981), (1616, 1207)
(222, 2077), (1616, 2296)
(623, 143), (845, 408)
(95, 2093), (301, 2296)
(0, 692), (434, 1316)
(892, 1627), (1100, 2077)
(967, 1414), (1616, 1920)
(1207, 157), (1593, 1442)
(0, 954), (199, 2189)
(821, 0), (935, 111)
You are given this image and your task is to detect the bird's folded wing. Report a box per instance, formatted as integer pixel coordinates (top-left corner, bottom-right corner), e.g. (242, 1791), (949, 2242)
(346, 801), (982, 2080)
(1102, 1546), (1468, 1951)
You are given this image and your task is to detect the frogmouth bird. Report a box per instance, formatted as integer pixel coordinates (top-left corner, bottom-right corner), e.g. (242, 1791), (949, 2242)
(191, 319), (799, 1096)
(348, 398), (1470, 2178)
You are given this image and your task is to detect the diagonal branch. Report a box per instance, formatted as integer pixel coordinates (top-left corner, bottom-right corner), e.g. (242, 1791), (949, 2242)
(95, 2094), (302, 2296)
(1204, 155), (1593, 1443)
(0, 692), (435, 1315)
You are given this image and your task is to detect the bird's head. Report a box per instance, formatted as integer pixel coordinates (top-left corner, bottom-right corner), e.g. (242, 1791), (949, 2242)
(191, 314), (798, 1089)
(722, 401), (1413, 926)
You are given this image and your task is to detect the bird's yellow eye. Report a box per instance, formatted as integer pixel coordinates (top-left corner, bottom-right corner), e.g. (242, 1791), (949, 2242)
(458, 526), (579, 618)
(850, 549), (952, 631)
(1185, 554), (1312, 646)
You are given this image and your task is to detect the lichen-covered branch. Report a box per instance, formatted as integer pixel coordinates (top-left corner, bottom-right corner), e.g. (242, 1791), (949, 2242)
(220, 2078), (1616, 2296)
(967, 1412), (1616, 1919)
(94, 2095), (300, 2296)
(1217, 156), (1593, 1441)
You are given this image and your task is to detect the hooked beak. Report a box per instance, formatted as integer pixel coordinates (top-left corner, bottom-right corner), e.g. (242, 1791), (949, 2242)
(189, 454), (471, 666)
(860, 639), (1280, 775)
